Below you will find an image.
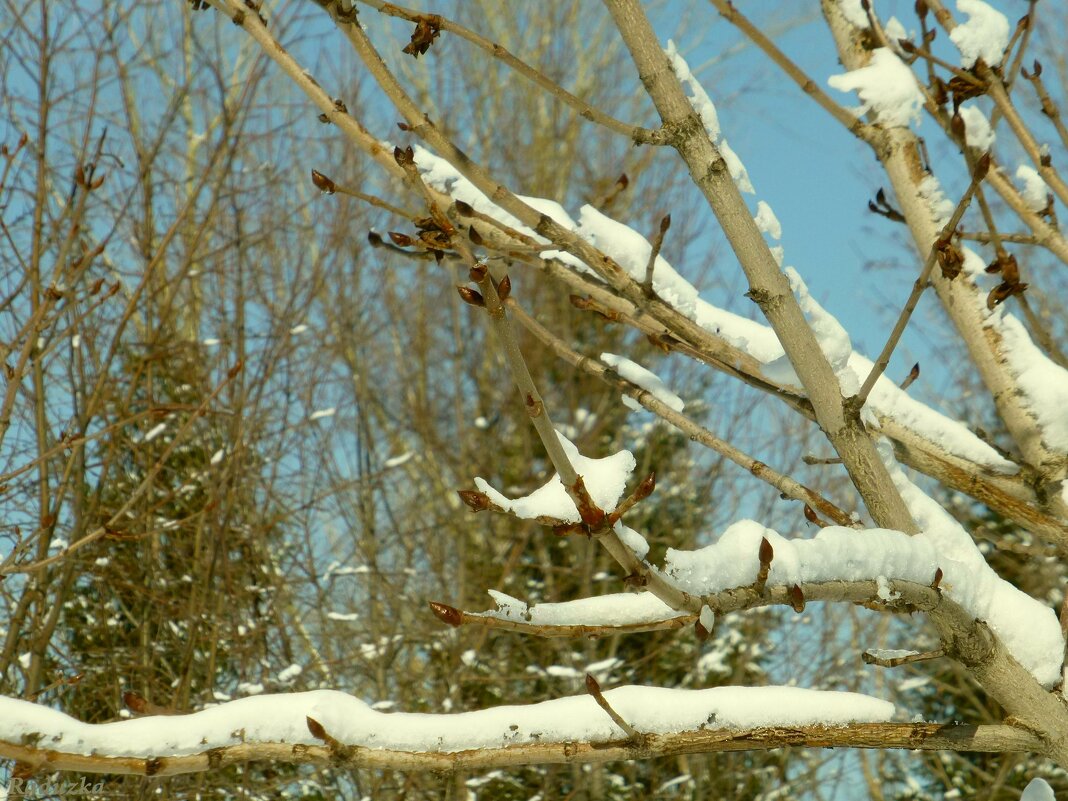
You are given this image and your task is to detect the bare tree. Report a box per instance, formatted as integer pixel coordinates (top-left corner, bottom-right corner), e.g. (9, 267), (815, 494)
(1, 1), (1067, 799)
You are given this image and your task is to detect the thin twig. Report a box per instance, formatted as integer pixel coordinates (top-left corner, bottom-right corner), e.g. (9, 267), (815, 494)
(856, 156), (989, 405)
(586, 673), (645, 744)
(358, 0), (668, 145)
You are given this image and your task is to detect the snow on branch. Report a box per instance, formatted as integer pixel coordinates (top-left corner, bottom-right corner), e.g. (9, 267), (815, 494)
(0, 687), (903, 776)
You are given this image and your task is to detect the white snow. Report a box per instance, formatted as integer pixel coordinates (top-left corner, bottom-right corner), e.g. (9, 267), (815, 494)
(884, 17), (909, 47)
(850, 352), (1017, 472)
(664, 40), (753, 193)
(662, 453), (1064, 688)
(474, 431), (635, 523)
(828, 48), (923, 128)
(990, 311), (1068, 450)
(866, 649), (921, 661)
(384, 452), (413, 468)
(949, 0), (1010, 69)
(958, 104), (995, 151)
(699, 605), (716, 632)
(309, 408), (336, 421)
(144, 423), (167, 443)
(615, 521), (651, 561)
(277, 664), (302, 682)
(600, 353), (684, 412)
(477, 589), (683, 627)
(917, 174), (955, 228)
(143, 422), (165, 442)
(753, 201), (782, 240)
(837, 0), (870, 28)
(409, 138), (1016, 474)
(577, 205), (698, 316)
(1021, 778), (1056, 801)
(289, 324), (308, 335)
(1015, 165), (1049, 211)
(761, 268), (854, 392)
(0, 687), (893, 758)
(961, 245), (987, 277)
(210, 448), (225, 466)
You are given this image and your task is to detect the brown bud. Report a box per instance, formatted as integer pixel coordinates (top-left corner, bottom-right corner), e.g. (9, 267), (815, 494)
(428, 601), (463, 627)
(898, 38), (917, 53)
(659, 213), (672, 234)
(569, 294), (592, 310)
(227, 360), (244, 379)
(584, 673), (601, 695)
(393, 145), (415, 167)
(454, 199), (475, 217)
(311, 170), (336, 194)
(788, 584), (806, 613)
(932, 566), (943, 591)
(397, 121), (411, 131)
(900, 362), (920, 391)
(496, 274), (511, 303)
(468, 226), (484, 245)
(915, 0), (928, 19)
(306, 716), (328, 740)
(1032, 59), (1042, 77)
(367, 231), (384, 247)
(635, 471), (656, 501)
(469, 262), (488, 282)
(456, 286), (485, 307)
(525, 393), (543, 418)
(123, 691), (148, 713)
(759, 536), (774, 568)
(457, 489), (491, 512)
(694, 620), (710, 642)
(803, 505), (819, 525)
(975, 152), (991, 179)
(951, 112), (966, 141)
(388, 231), (414, 247)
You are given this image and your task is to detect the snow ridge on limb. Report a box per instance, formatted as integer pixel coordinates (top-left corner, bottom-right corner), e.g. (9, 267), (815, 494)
(410, 147), (1015, 476)
(0, 687), (893, 760)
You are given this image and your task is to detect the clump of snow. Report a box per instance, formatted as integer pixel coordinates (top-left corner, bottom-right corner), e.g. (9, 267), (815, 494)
(615, 521), (651, 561)
(828, 48), (923, 128)
(754, 201), (782, 240)
(837, 0), (870, 29)
(663, 40), (719, 141)
(1021, 778), (1056, 801)
(989, 311), (1068, 451)
(0, 686), (893, 759)
(664, 40), (753, 193)
(960, 245), (987, 278)
(601, 353), (684, 413)
(884, 17), (909, 47)
(917, 175), (955, 227)
(384, 452), (413, 468)
(761, 268), (853, 392)
(958, 104), (995, 151)
(474, 431), (635, 523)
(949, 0), (1010, 69)
(411, 145), (586, 271)
(866, 648), (920, 661)
(479, 589), (683, 627)
(577, 206), (699, 315)
(699, 604), (716, 632)
(1015, 165), (1049, 212)
(309, 408), (335, 421)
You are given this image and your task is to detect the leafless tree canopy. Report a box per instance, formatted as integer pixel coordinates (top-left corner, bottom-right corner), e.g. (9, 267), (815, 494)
(0, 0), (1067, 799)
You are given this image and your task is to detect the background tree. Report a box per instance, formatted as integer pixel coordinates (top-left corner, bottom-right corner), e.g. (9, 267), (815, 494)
(1, 1), (1067, 800)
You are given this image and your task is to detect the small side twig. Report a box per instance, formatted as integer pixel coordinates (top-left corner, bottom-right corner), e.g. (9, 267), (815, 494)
(642, 214), (670, 297)
(862, 648), (945, 668)
(586, 673), (646, 745)
(856, 153), (990, 406)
